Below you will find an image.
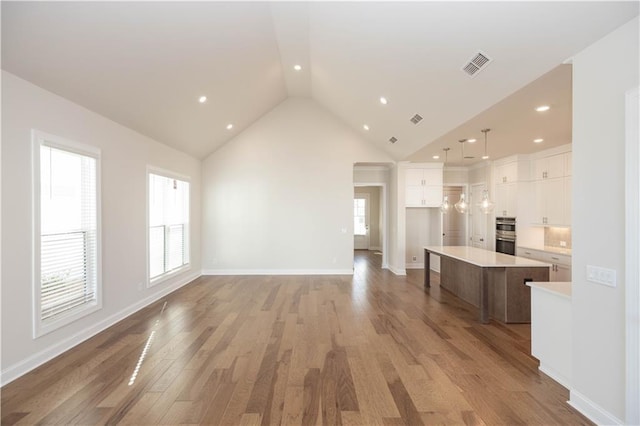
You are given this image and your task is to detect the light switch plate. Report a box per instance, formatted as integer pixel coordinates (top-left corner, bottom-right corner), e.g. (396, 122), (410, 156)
(586, 265), (617, 287)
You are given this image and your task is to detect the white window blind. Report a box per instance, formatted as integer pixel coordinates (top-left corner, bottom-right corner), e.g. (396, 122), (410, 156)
(148, 172), (189, 283)
(38, 141), (99, 327)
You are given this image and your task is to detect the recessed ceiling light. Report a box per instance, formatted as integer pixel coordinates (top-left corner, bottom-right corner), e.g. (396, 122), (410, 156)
(379, 97), (388, 105)
(467, 139), (477, 143)
(432, 155), (440, 160)
(482, 155), (490, 160)
(226, 124), (233, 130)
(198, 96), (207, 103)
(536, 105), (550, 112)
(534, 138), (544, 143)
(363, 124), (370, 131)
(293, 64), (302, 71)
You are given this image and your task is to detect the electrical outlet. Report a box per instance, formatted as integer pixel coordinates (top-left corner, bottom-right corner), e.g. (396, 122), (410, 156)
(412, 256), (417, 261)
(586, 265), (617, 287)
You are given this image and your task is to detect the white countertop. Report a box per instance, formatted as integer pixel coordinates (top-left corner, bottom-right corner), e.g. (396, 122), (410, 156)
(518, 245), (573, 256)
(527, 282), (572, 299)
(424, 246), (552, 268)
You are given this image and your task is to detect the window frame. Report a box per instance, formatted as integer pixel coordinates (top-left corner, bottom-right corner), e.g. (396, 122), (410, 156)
(146, 166), (191, 287)
(32, 130), (102, 338)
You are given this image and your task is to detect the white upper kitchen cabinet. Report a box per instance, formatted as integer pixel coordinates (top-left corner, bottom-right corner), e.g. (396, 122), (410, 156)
(495, 182), (517, 217)
(535, 178), (566, 225)
(494, 161), (518, 184)
(404, 164), (443, 208)
(531, 146), (572, 226)
(534, 154), (566, 180)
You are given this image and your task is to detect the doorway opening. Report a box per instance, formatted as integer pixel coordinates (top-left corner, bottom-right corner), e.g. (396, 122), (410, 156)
(442, 186), (466, 246)
(353, 184), (387, 269)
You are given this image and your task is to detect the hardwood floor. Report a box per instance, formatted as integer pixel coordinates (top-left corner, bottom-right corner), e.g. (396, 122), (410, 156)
(2, 250), (591, 425)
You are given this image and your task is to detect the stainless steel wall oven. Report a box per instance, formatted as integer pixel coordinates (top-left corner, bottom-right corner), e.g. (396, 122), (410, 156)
(496, 217), (516, 255)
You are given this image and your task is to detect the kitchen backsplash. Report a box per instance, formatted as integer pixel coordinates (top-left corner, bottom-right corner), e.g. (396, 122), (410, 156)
(545, 227), (572, 249)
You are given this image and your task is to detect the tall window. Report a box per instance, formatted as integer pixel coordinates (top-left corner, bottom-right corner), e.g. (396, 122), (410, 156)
(354, 198), (366, 235)
(148, 171), (190, 284)
(34, 131), (101, 337)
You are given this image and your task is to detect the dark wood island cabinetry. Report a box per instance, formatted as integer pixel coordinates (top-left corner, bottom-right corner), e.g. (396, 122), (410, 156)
(424, 246), (550, 324)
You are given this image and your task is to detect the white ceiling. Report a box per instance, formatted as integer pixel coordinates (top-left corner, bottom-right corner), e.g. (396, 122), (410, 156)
(2, 2), (638, 160)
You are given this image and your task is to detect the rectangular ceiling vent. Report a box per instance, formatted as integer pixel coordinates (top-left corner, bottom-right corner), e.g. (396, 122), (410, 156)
(410, 114), (423, 125)
(389, 136), (398, 144)
(462, 51), (492, 78)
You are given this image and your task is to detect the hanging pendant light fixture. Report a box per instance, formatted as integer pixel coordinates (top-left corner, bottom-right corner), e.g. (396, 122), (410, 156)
(478, 128), (495, 214)
(455, 140), (469, 214)
(440, 147), (452, 214)
(479, 189), (495, 214)
(481, 128), (491, 160)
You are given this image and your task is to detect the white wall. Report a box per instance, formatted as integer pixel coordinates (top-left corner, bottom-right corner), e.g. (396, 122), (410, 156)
(1, 71), (202, 384)
(571, 17), (639, 424)
(201, 98), (393, 274)
(405, 208), (441, 270)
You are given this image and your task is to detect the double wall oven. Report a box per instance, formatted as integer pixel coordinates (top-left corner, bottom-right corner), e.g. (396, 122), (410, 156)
(496, 217), (516, 255)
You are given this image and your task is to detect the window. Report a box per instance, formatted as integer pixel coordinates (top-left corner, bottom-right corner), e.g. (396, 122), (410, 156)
(33, 131), (101, 337)
(354, 198), (366, 235)
(148, 170), (190, 284)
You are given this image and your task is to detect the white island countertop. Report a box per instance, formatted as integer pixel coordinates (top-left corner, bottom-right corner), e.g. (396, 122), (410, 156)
(527, 282), (572, 299)
(424, 246), (551, 268)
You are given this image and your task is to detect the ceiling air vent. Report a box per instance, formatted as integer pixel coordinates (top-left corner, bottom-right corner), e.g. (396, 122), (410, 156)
(462, 51), (492, 78)
(389, 136), (398, 144)
(410, 114), (423, 125)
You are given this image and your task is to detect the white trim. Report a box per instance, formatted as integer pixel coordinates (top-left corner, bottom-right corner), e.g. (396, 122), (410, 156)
(387, 265), (406, 276)
(149, 264), (191, 287)
(146, 165), (191, 182)
(146, 166), (191, 287)
(369, 246), (382, 251)
(31, 130), (103, 338)
(353, 181), (389, 271)
(569, 390), (624, 426)
(1, 271), (201, 386)
(353, 165), (391, 172)
(625, 86), (640, 426)
(538, 365), (571, 391)
(202, 269), (353, 276)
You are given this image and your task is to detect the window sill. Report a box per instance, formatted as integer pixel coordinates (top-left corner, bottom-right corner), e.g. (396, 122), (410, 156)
(34, 301), (102, 339)
(149, 264), (191, 288)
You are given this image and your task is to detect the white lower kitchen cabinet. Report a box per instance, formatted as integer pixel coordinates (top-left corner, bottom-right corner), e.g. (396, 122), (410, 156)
(527, 281), (572, 389)
(518, 246), (572, 281)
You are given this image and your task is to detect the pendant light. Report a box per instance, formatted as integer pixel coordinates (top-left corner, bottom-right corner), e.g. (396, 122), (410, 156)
(479, 189), (495, 214)
(454, 140), (469, 214)
(478, 128), (495, 214)
(440, 148), (452, 214)
(481, 128), (491, 160)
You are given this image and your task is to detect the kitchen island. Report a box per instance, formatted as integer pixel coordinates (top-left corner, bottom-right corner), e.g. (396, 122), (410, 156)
(424, 246), (550, 324)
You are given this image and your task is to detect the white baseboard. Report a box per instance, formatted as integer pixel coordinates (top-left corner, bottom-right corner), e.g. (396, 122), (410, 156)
(538, 364), (571, 391)
(568, 389), (624, 426)
(388, 265), (406, 276)
(369, 246), (382, 251)
(0, 271), (200, 386)
(201, 269), (353, 276)
(405, 262), (441, 273)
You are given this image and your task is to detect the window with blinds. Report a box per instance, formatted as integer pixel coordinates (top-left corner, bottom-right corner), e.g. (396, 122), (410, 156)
(34, 131), (101, 337)
(148, 172), (190, 284)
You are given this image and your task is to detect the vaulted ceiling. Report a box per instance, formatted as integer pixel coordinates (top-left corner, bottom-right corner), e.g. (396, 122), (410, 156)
(2, 2), (638, 161)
